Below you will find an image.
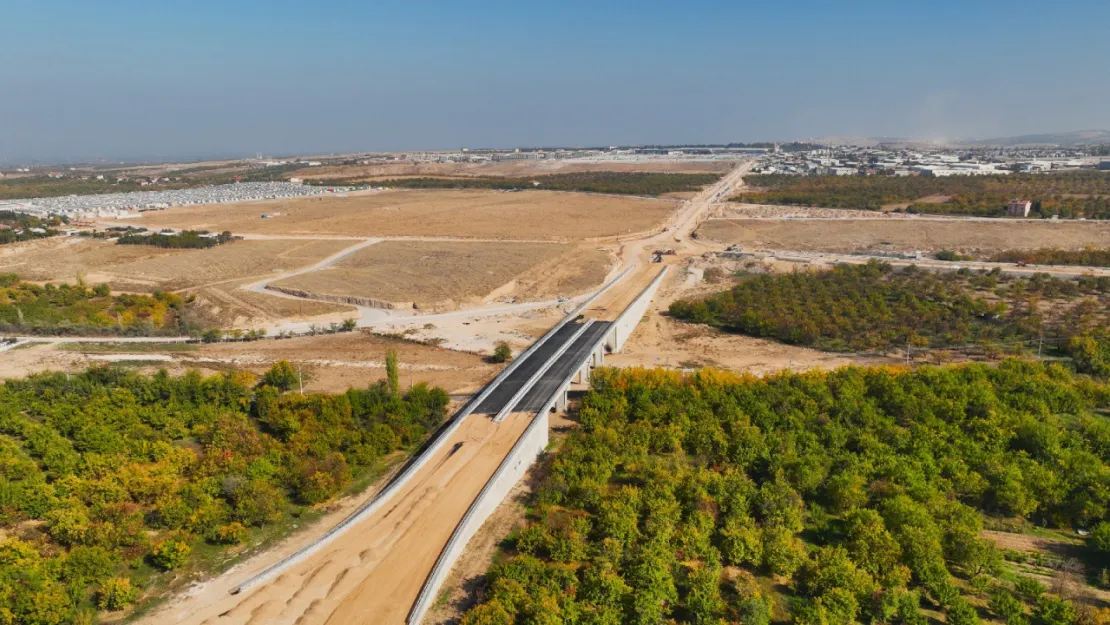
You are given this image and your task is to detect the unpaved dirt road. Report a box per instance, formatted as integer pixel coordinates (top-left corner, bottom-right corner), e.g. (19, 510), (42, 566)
(141, 411), (531, 625)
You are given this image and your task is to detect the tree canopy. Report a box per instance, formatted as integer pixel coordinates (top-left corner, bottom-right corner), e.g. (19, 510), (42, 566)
(460, 362), (1110, 625)
(0, 362), (449, 623)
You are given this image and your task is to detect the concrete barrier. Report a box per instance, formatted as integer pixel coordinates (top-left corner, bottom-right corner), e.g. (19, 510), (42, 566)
(606, 266), (670, 353)
(407, 371), (561, 624)
(492, 320), (594, 423)
(230, 266), (632, 596)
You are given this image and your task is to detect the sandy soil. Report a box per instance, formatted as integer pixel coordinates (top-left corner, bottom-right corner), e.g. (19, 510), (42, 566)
(189, 278), (354, 328)
(293, 159), (735, 181)
(100, 239), (356, 291)
(138, 411), (532, 625)
(271, 241), (575, 309)
(698, 218), (1110, 255)
(426, 410), (577, 625)
(0, 236), (355, 292)
(0, 237), (178, 284)
(185, 331), (497, 394)
(114, 189), (677, 241)
(1, 332), (499, 396)
(607, 312), (892, 374)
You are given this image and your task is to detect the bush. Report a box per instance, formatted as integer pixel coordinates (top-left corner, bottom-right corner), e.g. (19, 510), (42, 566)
(150, 539), (191, 570)
(97, 577), (138, 611)
(212, 522), (247, 545)
(490, 341), (513, 363)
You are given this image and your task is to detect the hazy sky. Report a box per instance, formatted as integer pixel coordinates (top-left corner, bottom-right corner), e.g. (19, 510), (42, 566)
(2, 0), (1108, 162)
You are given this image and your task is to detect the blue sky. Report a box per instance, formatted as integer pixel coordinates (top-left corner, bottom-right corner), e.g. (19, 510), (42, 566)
(2, 0), (1108, 162)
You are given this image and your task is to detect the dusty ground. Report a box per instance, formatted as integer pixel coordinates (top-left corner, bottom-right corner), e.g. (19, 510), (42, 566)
(271, 241), (599, 309)
(114, 189), (677, 241)
(188, 278), (354, 328)
(0, 236), (354, 291)
(293, 159), (735, 181)
(0, 236), (178, 284)
(97, 239), (356, 291)
(698, 217), (1110, 255)
(426, 410), (576, 625)
(135, 410), (532, 625)
(1, 332), (499, 395)
(607, 312), (893, 374)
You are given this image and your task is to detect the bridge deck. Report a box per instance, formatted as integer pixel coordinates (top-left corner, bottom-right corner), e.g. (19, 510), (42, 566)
(518, 321), (611, 412)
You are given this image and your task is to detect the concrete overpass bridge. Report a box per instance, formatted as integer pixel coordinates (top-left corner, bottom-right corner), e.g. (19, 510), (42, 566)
(152, 266), (670, 625)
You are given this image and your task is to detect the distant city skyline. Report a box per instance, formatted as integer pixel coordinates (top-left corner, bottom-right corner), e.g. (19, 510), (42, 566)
(2, 0), (1109, 163)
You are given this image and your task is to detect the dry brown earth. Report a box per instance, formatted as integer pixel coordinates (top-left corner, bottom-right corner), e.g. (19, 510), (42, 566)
(3, 332), (498, 396)
(118, 189), (676, 240)
(188, 279), (353, 327)
(271, 241), (612, 309)
(698, 218), (1110, 254)
(0, 237), (354, 291)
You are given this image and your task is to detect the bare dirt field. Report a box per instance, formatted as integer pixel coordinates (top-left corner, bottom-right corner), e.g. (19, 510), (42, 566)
(3, 332), (498, 396)
(118, 189), (677, 240)
(607, 313), (893, 374)
(271, 241), (612, 309)
(189, 278), (354, 328)
(101, 239), (356, 291)
(698, 218), (1110, 254)
(0, 237), (354, 291)
(293, 159), (735, 181)
(0, 237), (178, 284)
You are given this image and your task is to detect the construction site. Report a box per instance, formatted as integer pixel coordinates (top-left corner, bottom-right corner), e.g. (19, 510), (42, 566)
(7, 155), (1110, 625)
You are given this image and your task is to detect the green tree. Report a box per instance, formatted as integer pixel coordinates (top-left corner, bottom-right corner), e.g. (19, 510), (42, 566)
(150, 538), (191, 570)
(262, 360), (299, 392)
(684, 555), (724, 625)
(97, 577), (138, 610)
(990, 589), (1029, 625)
(763, 527), (806, 578)
(948, 599), (981, 625)
(1034, 596), (1078, 625)
(386, 349), (400, 396)
(491, 341), (513, 363)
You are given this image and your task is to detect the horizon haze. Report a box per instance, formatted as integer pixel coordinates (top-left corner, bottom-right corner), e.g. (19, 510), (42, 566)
(2, 0), (1109, 162)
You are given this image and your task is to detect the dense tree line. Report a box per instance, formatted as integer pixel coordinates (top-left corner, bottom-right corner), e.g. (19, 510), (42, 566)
(0, 176), (194, 201)
(116, 230), (235, 249)
(362, 172), (723, 197)
(0, 360), (449, 623)
(733, 172), (1110, 218)
(988, 248), (1110, 268)
(0, 211), (64, 245)
(0, 274), (185, 336)
(460, 363), (1110, 625)
(668, 262), (1110, 356)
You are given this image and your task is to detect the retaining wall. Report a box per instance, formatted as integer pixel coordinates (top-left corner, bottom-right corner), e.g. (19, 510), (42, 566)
(407, 392), (555, 624)
(606, 265), (671, 352)
(264, 284), (414, 310)
(408, 268), (668, 624)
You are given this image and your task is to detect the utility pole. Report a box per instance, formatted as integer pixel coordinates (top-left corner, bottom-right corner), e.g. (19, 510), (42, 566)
(298, 368), (303, 395)
(1038, 333), (1044, 360)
